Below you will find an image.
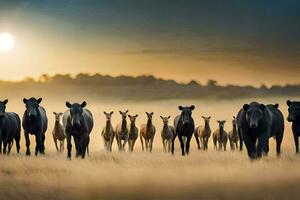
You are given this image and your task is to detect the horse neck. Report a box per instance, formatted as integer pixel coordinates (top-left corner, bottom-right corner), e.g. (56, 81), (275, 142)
(232, 124), (237, 134)
(147, 119), (153, 130)
(204, 121), (210, 131)
(0, 117), (6, 130)
(121, 119), (127, 131)
(129, 122), (135, 133)
(105, 120), (112, 132)
(219, 126), (224, 136)
(54, 119), (61, 129)
(162, 123), (168, 132)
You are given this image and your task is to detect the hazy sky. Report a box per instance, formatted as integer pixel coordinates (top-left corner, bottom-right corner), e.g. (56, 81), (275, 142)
(0, 0), (299, 86)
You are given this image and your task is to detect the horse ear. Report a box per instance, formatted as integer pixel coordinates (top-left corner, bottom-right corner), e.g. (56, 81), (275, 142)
(151, 112), (154, 115)
(160, 116), (163, 120)
(59, 112), (63, 115)
(104, 111), (107, 115)
(287, 100), (292, 107)
(178, 106), (183, 110)
(190, 105), (195, 110)
(135, 114), (138, 117)
(3, 99), (8, 105)
(66, 102), (72, 108)
(23, 98), (28, 104)
(110, 111), (114, 115)
(260, 104), (266, 111)
(53, 112), (57, 115)
(202, 116), (205, 119)
(208, 116), (211, 119)
(167, 116), (171, 119)
(233, 116), (235, 119)
(274, 103), (279, 109)
(119, 111), (122, 114)
(125, 110), (128, 113)
(81, 101), (87, 108)
(243, 104), (249, 111)
(128, 115), (132, 118)
(217, 120), (221, 123)
(37, 98), (42, 104)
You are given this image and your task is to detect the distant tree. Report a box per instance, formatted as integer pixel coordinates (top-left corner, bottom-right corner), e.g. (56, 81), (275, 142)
(38, 74), (51, 82)
(207, 79), (218, 87)
(260, 84), (268, 89)
(187, 80), (200, 87)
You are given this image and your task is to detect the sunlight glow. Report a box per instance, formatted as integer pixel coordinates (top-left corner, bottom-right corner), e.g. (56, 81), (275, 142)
(0, 32), (15, 52)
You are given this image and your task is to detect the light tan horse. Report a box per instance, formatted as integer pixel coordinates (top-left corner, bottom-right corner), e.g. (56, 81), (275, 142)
(194, 116), (211, 150)
(228, 116), (239, 150)
(101, 111), (115, 152)
(140, 112), (156, 152)
(160, 116), (175, 152)
(213, 120), (228, 151)
(115, 110), (128, 151)
(52, 112), (65, 152)
(128, 114), (139, 152)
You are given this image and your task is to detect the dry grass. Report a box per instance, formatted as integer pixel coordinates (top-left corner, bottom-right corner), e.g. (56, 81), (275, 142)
(0, 97), (299, 200)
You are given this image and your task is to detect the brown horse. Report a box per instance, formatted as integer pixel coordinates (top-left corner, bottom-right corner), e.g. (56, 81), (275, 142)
(101, 111), (115, 152)
(140, 112), (156, 152)
(115, 110), (129, 151)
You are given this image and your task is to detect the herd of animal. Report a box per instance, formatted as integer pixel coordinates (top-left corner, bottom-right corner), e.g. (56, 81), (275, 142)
(0, 97), (300, 160)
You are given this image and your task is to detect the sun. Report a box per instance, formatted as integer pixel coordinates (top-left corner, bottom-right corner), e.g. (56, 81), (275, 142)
(0, 32), (15, 52)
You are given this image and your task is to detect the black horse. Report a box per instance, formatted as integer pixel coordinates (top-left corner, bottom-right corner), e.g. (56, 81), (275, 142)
(22, 97), (48, 156)
(172, 105), (195, 156)
(63, 101), (93, 159)
(0, 99), (21, 155)
(287, 100), (300, 153)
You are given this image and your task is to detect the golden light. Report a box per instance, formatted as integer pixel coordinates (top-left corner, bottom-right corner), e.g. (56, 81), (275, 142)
(0, 32), (15, 52)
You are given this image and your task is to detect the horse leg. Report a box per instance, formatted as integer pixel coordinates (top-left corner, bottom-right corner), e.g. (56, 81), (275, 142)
(61, 139), (65, 152)
(140, 134), (144, 151)
(7, 141), (13, 155)
(186, 135), (192, 155)
(109, 137), (113, 152)
(293, 132), (299, 153)
(168, 140), (172, 152)
(162, 138), (166, 152)
(178, 135), (185, 156)
(238, 128), (243, 151)
(35, 134), (43, 156)
(205, 137), (209, 150)
(25, 131), (31, 156)
(149, 138), (154, 152)
(116, 137), (121, 151)
(132, 140), (136, 151)
(123, 137), (128, 151)
(0, 135), (2, 154)
(81, 134), (88, 159)
(66, 132), (72, 159)
(86, 138), (90, 156)
(276, 132), (283, 157)
(3, 140), (7, 154)
(74, 136), (79, 157)
(53, 135), (59, 152)
(15, 132), (20, 154)
(171, 133), (177, 155)
(41, 134), (45, 154)
(194, 134), (200, 150)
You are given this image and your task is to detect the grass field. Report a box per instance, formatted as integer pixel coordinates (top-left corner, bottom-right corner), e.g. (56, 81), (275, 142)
(0, 97), (299, 200)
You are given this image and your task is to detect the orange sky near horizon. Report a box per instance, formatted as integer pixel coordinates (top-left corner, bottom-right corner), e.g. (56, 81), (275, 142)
(0, 1), (299, 86)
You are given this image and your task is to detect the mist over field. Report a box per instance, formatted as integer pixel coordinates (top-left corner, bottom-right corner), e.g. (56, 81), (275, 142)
(1, 92), (300, 200)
